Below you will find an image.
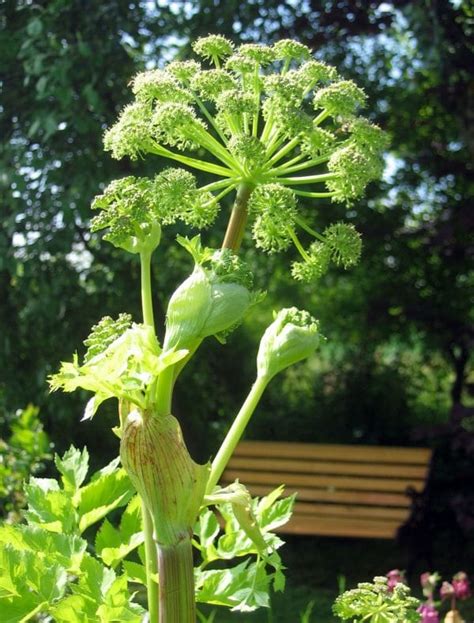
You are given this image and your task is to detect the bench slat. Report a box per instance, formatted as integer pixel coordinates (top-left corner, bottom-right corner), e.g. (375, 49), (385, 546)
(242, 484), (412, 507)
(295, 502), (409, 521)
(233, 441), (431, 465)
(222, 469), (425, 493)
(226, 456), (429, 479)
(281, 515), (400, 539)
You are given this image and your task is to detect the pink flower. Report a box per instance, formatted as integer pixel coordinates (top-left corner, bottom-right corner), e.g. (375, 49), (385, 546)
(440, 581), (455, 600)
(386, 569), (405, 592)
(417, 603), (440, 623)
(452, 571), (471, 600)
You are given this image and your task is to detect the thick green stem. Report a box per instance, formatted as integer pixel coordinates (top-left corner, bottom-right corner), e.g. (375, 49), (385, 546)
(207, 375), (269, 493)
(157, 537), (195, 623)
(139, 250), (159, 623)
(222, 183), (253, 252)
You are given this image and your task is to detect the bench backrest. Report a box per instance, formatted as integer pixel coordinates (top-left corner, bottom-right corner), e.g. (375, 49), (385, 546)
(221, 441), (432, 539)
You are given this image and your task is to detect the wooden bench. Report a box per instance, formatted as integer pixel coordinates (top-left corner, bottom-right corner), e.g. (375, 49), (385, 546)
(221, 441), (432, 539)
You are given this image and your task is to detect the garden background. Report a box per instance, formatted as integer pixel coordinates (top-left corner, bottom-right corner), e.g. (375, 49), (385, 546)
(1, 1), (473, 620)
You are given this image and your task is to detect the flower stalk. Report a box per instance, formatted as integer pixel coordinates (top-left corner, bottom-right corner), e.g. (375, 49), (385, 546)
(222, 182), (254, 251)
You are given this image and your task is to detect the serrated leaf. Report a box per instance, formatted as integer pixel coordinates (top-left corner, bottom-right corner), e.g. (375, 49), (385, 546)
(97, 575), (145, 622)
(195, 561), (250, 608)
(0, 546), (22, 598)
(0, 545), (68, 620)
(256, 485), (284, 514)
(50, 595), (89, 623)
(95, 515), (144, 568)
(258, 492), (296, 532)
(122, 561), (147, 585)
(55, 445), (89, 491)
(0, 594), (46, 623)
(96, 519), (121, 552)
(24, 478), (77, 533)
(196, 559), (271, 612)
(0, 524), (87, 574)
(73, 555), (116, 602)
(78, 462), (133, 533)
(196, 508), (220, 562)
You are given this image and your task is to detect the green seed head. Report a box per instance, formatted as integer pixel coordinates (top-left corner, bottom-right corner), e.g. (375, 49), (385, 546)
(101, 36), (387, 281)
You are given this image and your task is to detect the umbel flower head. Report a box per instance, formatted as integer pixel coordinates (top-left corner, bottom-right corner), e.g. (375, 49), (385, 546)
(102, 35), (388, 278)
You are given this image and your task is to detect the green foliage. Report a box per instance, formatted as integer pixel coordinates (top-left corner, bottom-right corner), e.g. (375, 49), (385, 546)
(0, 445), (143, 622)
(50, 323), (188, 416)
(0, 405), (51, 520)
(194, 485), (294, 613)
(333, 576), (421, 622)
(0, 446), (295, 620)
(95, 496), (143, 568)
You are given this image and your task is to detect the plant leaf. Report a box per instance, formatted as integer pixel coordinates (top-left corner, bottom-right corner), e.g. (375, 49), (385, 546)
(0, 524), (87, 574)
(78, 461), (133, 533)
(24, 477), (77, 533)
(54, 445), (89, 492)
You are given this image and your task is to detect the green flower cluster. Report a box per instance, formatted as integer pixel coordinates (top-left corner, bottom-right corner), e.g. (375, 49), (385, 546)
(91, 170), (220, 253)
(333, 576), (421, 622)
(291, 222), (362, 282)
(100, 35), (388, 279)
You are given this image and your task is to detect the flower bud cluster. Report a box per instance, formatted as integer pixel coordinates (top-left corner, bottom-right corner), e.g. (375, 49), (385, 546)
(192, 35), (234, 61)
(132, 69), (191, 104)
(249, 184), (297, 253)
(291, 223), (361, 283)
(91, 169), (221, 253)
(91, 176), (160, 253)
(83, 313), (132, 363)
(333, 575), (421, 622)
(313, 80), (367, 117)
(153, 168), (218, 229)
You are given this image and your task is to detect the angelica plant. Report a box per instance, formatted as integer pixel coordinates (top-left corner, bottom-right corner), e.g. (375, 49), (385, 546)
(5, 36), (388, 623)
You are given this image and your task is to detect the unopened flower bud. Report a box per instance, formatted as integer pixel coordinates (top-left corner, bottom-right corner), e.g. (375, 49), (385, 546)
(164, 241), (254, 350)
(257, 307), (321, 380)
(120, 409), (209, 546)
